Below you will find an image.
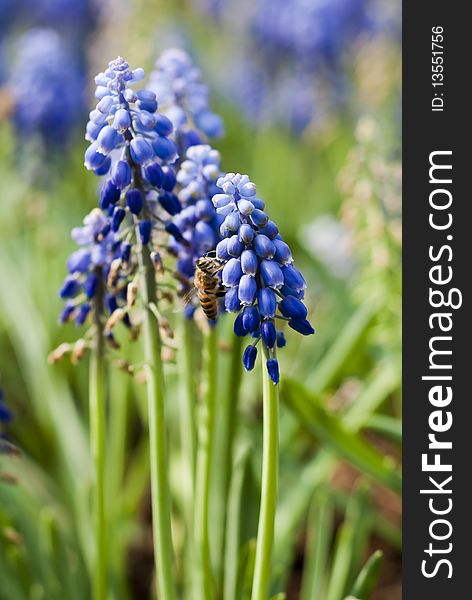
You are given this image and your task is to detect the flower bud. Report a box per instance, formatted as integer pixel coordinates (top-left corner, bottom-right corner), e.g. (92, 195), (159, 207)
(139, 220), (152, 245)
(238, 224), (255, 244)
(274, 239), (293, 265)
(94, 156), (112, 176)
(222, 258), (243, 287)
(241, 249), (258, 275)
(213, 193), (232, 209)
(260, 220), (279, 240)
(113, 108), (131, 129)
(126, 189), (143, 214)
(258, 288), (276, 318)
(239, 181), (257, 197)
(159, 192), (181, 216)
(234, 313), (247, 336)
(59, 276), (80, 299)
(261, 320), (277, 348)
(84, 142), (108, 170)
(251, 209), (269, 227)
(288, 318), (315, 336)
(276, 331), (287, 348)
(67, 249), (91, 273)
(237, 199), (254, 215)
(110, 207), (125, 232)
(153, 136), (177, 161)
(216, 239), (231, 261)
(162, 167), (176, 191)
(137, 110), (157, 129)
(225, 287), (241, 312)
(260, 260), (284, 289)
(144, 162), (164, 187)
(75, 303), (91, 326)
(242, 305), (260, 333)
(238, 275), (257, 305)
(84, 274), (99, 299)
(155, 114), (174, 136)
(266, 358), (280, 384)
(100, 179), (120, 209)
(283, 265), (307, 291)
(243, 345), (257, 371)
(130, 138), (153, 164)
(112, 160), (131, 189)
(59, 302), (75, 324)
(280, 295), (308, 320)
(96, 125), (122, 154)
(227, 235), (244, 257)
(254, 234), (276, 259)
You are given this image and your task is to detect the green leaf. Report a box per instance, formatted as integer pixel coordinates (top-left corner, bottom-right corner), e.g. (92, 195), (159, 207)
(282, 379), (401, 493)
(274, 365), (401, 588)
(224, 443), (253, 600)
(326, 521), (355, 600)
(342, 363), (400, 432)
(365, 415), (402, 444)
(306, 301), (380, 393)
(300, 489), (334, 600)
(238, 539), (256, 600)
(345, 485), (373, 587)
(349, 550), (384, 599)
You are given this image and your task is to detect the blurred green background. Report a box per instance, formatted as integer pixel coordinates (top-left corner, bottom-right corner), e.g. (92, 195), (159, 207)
(0, 1), (401, 599)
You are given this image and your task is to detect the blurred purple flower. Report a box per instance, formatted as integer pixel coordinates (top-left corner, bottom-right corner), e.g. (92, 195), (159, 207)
(9, 28), (86, 148)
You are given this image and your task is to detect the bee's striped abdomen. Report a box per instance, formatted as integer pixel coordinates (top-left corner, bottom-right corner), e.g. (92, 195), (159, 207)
(198, 291), (219, 320)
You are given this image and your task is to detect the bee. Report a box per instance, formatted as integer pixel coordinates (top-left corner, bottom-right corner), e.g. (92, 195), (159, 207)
(192, 254), (226, 320)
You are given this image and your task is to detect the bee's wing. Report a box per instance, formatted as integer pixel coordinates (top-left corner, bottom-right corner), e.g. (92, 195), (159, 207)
(183, 287), (198, 306)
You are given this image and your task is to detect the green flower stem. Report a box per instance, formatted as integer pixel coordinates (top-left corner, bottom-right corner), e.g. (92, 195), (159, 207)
(222, 334), (243, 502)
(194, 325), (218, 600)
(210, 333), (243, 582)
(138, 243), (177, 600)
(180, 319), (198, 594)
(180, 318), (197, 517)
(89, 273), (107, 600)
(251, 348), (279, 600)
(125, 129), (176, 600)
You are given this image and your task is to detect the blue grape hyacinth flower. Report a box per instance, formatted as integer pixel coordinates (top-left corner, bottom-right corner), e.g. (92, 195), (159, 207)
(84, 57), (185, 245)
(212, 173), (314, 383)
(59, 208), (120, 326)
(148, 48), (224, 149)
(169, 144), (223, 313)
(188, 0), (391, 133)
(9, 28), (86, 148)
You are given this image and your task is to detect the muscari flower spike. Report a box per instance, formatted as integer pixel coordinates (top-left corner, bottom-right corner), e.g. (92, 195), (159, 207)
(9, 28), (86, 147)
(58, 208), (136, 337)
(84, 56), (189, 254)
(169, 143), (223, 316)
(148, 48), (224, 150)
(212, 173), (314, 384)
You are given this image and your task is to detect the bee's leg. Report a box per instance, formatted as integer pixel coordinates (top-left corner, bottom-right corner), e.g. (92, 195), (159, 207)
(215, 286), (227, 298)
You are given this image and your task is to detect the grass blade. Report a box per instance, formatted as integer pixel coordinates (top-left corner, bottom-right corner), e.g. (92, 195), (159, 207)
(306, 301), (379, 393)
(349, 550), (384, 599)
(282, 379), (401, 493)
(224, 443), (252, 600)
(326, 521), (355, 600)
(300, 489), (334, 600)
